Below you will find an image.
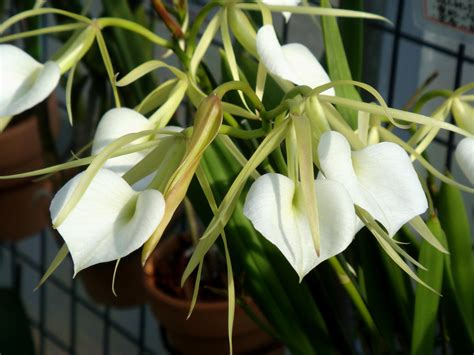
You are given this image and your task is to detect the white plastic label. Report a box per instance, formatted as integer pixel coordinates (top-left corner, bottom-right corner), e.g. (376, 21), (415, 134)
(412, 0), (474, 41)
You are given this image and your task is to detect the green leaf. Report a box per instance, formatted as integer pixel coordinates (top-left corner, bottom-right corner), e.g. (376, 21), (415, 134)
(320, 0), (361, 128)
(339, 0), (363, 82)
(437, 181), (474, 339)
(411, 217), (445, 355)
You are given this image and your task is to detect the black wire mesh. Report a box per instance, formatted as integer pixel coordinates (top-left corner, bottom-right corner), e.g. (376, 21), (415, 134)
(0, 0), (472, 354)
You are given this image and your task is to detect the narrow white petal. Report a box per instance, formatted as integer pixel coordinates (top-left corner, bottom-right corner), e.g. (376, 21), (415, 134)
(92, 108), (154, 176)
(281, 44), (335, 95)
(243, 173), (356, 280)
(50, 169), (165, 275)
(256, 25), (296, 83)
(0, 45), (60, 116)
(455, 137), (474, 184)
(256, 26), (334, 93)
(319, 131), (427, 236)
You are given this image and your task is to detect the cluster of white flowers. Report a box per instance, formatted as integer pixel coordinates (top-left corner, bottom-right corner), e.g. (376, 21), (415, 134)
(0, 0), (471, 281)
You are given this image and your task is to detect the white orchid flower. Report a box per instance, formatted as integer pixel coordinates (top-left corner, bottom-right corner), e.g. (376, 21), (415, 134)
(92, 108), (155, 176)
(50, 168), (165, 275)
(455, 137), (474, 184)
(318, 131), (428, 237)
(0, 44), (60, 117)
(244, 173), (357, 280)
(262, 0), (301, 22)
(91, 107), (160, 190)
(256, 25), (335, 95)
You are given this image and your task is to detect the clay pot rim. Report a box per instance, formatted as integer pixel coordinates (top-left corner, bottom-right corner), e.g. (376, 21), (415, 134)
(144, 259), (234, 312)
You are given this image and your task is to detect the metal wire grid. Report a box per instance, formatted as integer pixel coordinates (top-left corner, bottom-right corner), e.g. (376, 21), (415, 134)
(1, 0), (472, 354)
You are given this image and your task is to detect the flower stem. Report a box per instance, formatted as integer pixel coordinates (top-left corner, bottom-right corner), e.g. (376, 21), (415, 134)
(328, 257), (379, 336)
(97, 17), (171, 48)
(219, 125), (266, 139)
(213, 81), (265, 113)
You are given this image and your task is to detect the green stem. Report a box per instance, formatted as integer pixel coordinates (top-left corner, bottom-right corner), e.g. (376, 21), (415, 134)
(0, 8), (91, 34)
(219, 125), (265, 139)
(213, 81), (265, 113)
(328, 257), (378, 336)
(186, 1), (220, 56)
(0, 23), (86, 43)
(412, 90), (452, 113)
(97, 17), (171, 48)
(263, 101), (290, 120)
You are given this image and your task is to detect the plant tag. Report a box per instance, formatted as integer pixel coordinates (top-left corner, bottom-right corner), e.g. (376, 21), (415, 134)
(412, 0), (474, 40)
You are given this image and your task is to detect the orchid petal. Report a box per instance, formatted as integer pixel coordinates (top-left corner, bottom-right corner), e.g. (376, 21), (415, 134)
(455, 137), (474, 184)
(318, 131), (428, 236)
(281, 44), (335, 95)
(262, 0), (301, 22)
(256, 25), (334, 94)
(50, 169), (165, 275)
(0, 44), (60, 116)
(92, 108), (154, 177)
(243, 173), (356, 280)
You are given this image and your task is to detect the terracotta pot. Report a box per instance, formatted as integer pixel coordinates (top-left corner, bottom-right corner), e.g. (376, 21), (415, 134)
(79, 250), (147, 308)
(144, 236), (283, 355)
(0, 97), (60, 240)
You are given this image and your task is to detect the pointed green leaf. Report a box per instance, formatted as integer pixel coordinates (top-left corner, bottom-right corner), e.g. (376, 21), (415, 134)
(320, 0), (360, 128)
(411, 217), (445, 355)
(437, 181), (474, 338)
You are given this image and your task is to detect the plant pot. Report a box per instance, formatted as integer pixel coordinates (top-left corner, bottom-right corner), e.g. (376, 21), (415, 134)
(144, 235), (284, 355)
(0, 96), (60, 241)
(79, 250), (147, 308)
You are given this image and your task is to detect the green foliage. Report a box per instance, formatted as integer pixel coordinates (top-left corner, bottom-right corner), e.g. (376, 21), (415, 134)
(411, 218), (445, 355)
(320, 0), (361, 128)
(437, 182), (474, 348)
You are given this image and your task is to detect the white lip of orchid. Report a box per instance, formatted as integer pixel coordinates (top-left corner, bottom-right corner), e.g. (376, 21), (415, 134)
(455, 137), (474, 184)
(262, 0), (302, 22)
(243, 173), (357, 281)
(92, 108), (184, 191)
(0, 44), (60, 117)
(318, 131), (428, 237)
(50, 168), (165, 276)
(92, 108), (155, 175)
(92, 108), (159, 190)
(256, 25), (335, 95)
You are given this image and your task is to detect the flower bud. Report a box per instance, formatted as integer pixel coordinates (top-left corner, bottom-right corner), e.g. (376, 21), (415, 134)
(452, 98), (474, 134)
(142, 95), (223, 263)
(228, 8), (257, 56)
(54, 25), (96, 74)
